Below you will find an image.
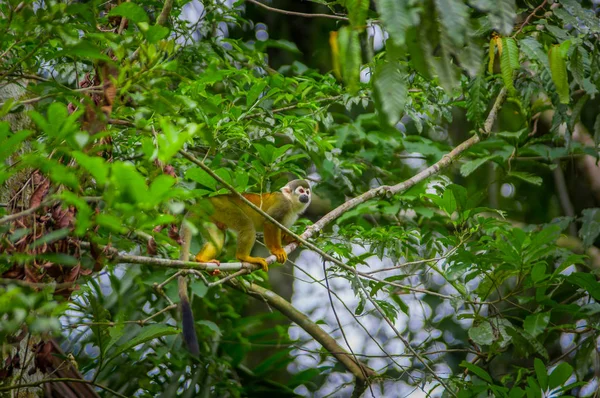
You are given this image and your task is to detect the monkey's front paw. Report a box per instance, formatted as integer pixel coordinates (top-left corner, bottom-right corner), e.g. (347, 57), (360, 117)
(271, 249), (287, 264)
(237, 255), (269, 272)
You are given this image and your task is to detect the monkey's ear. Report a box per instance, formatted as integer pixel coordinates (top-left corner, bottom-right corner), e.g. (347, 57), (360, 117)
(281, 185), (292, 194)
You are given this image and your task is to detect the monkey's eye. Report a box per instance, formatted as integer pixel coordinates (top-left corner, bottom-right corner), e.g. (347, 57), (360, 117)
(298, 188), (305, 194)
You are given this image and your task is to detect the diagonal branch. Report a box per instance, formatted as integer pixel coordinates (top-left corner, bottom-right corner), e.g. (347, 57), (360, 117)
(297, 88), (507, 245)
(228, 278), (375, 382)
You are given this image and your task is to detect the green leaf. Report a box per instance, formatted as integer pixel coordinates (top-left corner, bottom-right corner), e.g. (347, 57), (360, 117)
(519, 37), (551, 75)
(108, 324), (179, 361)
(466, 77), (489, 124)
(108, 2), (149, 23)
(468, 322), (494, 345)
(374, 0), (412, 46)
(548, 362), (573, 389)
(373, 61), (407, 126)
(579, 208), (600, 248)
(346, 0), (369, 30)
(458, 37), (483, 78)
(530, 263), (546, 283)
(567, 272), (600, 301)
(31, 228), (71, 249)
(406, 27), (431, 79)
(523, 312), (550, 338)
(197, 320), (221, 337)
(460, 155), (495, 177)
(337, 27), (361, 93)
(57, 42), (112, 61)
(0, 124), (31, 163)
(561, 0), (600, 33)
(435, 0), (469, 47)
(432, 35), (459, 92)
(461, 361), (493, 382)
(186, 167), (217, 190)
(548, 45), (570, 104)
(488, 0), (516, 36)
(146, 25), (170, 43)
(73, 151), (109, 186)
(534, 358), (548, 390)
(500, 37), (518, 94)
(190, 280), (208, 298)
(507, 171), (542, 186)
(247, 81), (267, 107)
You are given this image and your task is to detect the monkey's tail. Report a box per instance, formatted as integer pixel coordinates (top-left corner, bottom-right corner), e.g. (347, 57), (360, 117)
(178, 274), (200, 356)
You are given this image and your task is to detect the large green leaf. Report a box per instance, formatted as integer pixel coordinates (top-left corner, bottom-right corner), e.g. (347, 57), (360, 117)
(107, 324), (180, 361)
(374, 0), (412, 46)
(108, 2), (149, 23)
(435, 0), (469, 47)
(373, 61), (407, 126)
(488, 0), (516, 36)
(579, 208), (600, 248)
(337, 26), (361, 93)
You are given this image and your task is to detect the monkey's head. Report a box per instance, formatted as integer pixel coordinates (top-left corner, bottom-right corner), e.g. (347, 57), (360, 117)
(281, 179), (312, 212)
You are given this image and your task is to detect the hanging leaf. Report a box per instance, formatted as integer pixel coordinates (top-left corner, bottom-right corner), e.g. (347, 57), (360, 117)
(108, 2), (149, 23)
(374, 0), (412, 46)
(435, 0), (469, 47)
(579, 208), (600, 249)
(337, 26), (361, 93)
(373, 60), (407, 126)
(345, 0), (369, 31)
(460, 155), (495, 177)
(432, 34), (459, 92)
(548, 45), (570, 104)
(500, 37), (518, 94)
(406, 27), (431, 79)
(488, 0), (516, 36)
(466, 76), (489, 124)
(330, 31), (342, 80)
(458, 36), (483, 77)
(488, 37), (496, 74)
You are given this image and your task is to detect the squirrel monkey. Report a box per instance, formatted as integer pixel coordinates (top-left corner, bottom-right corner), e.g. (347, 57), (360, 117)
(194, 179), (312, 271)
(178, 179), (311, 355)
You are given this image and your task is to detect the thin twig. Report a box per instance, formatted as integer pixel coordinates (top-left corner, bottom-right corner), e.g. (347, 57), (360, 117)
(512, 0), (548, 38)
(208, 269), (248, 287)
(245, 0), (349, 21)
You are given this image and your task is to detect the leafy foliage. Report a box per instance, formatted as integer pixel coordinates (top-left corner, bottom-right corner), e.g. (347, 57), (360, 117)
(2, 0), (600, 397)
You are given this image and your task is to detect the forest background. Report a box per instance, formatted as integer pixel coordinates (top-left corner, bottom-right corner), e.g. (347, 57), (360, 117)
(2, 0), (600, 397)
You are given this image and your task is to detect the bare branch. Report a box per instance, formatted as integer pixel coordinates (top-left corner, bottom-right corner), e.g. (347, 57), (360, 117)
(228, 278), (376, 382)
(245, 0), (349, 21)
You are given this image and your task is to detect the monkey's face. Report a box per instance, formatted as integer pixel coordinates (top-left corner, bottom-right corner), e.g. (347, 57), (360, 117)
(282, 180), (312, 213)
(294, 185), (311, 205)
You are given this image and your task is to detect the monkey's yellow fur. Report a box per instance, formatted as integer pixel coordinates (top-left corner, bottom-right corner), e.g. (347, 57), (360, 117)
(194, 180), (312, 271)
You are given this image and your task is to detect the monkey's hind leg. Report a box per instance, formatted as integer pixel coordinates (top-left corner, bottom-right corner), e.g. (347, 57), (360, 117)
(234, 221), (269, 272)
(195, 222), (225, 264)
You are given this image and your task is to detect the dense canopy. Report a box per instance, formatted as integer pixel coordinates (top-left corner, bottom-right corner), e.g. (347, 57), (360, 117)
(2, 0), (600, 397)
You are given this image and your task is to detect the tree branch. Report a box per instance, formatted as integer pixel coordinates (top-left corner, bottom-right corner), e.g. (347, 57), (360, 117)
(228, 278), (376, 382)
(298, 88), (508, 243)
(156, 0), (174, 26)
(245, 0), (349, 21)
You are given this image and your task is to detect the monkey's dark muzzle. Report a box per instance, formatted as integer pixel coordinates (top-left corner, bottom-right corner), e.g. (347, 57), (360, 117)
(299, 194), (309, 203)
